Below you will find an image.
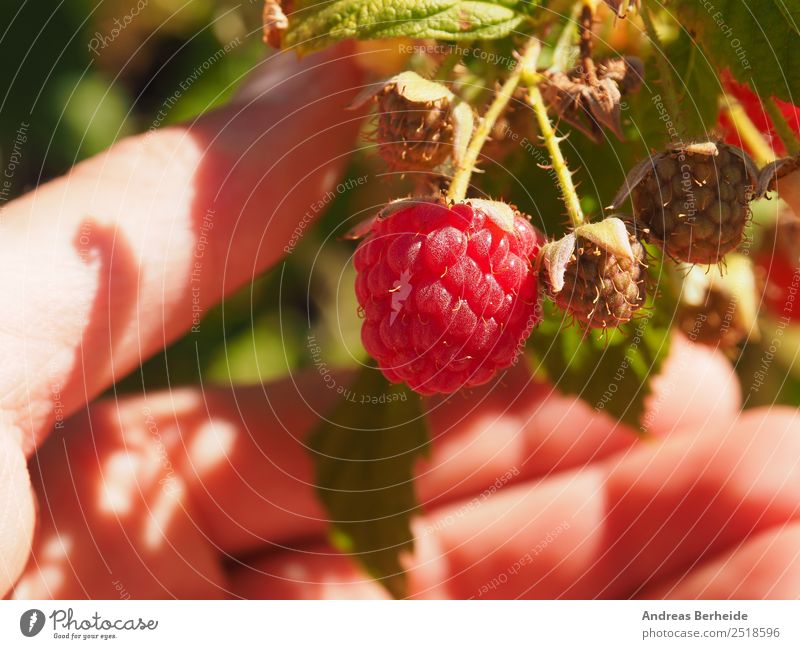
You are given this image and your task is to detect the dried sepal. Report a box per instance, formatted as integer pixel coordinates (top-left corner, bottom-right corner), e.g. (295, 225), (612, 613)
(540, 56), (644, 142)
(573, 217), (635, 262)
(758, 155), (800, 196)
(728, 143), (762, 191)
(345, 195), (448, 240)
(599, 57), (644, 94)
(262, 0), (290, 49)
(349, 72), (453, 110)
(609, 155), (657, 209)
(604, 0), (641, 18)
(451, 101), (475, 166)
(760, 155), (800, 221)
(391, 72), (453, 104)
(467, 199), (517, 234)
(540, 233), (577, 295)
(343, 216), (380, 241)
(378, 196), (445, 220)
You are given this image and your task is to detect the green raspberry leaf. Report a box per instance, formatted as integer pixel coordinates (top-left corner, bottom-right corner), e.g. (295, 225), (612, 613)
(671, 0), (800, 102)
(626, 27), (719, 146)
(527, 281), (674, 432)
(308, 365), (429, 599)
(281, 1), (540, 53)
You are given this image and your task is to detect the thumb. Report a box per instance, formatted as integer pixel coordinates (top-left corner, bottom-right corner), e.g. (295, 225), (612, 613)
(0, 432), (35, 597)
(0, 44), (366, 454)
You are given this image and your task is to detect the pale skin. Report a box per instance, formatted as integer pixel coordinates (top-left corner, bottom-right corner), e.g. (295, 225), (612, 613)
(2, 45), (800, 600)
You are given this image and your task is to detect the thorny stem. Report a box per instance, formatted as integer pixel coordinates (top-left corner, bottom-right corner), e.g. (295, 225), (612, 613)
(722, 95), (775, 168)
(446, 40), (541, 203)
(579, 1), (598, 84)
(526, 81), (586, 227)
(764, 96), (800, 157)
(640, 4), (684, 141)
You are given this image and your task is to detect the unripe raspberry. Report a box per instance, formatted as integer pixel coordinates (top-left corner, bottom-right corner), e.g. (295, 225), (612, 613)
(378, 83), (453, 169)
(353, 198), (544, 395)
(542, 218), (647, 328)
(351, 72), (473, 172)
(612, 141), (759, 265)
(677, 256), (757, 348)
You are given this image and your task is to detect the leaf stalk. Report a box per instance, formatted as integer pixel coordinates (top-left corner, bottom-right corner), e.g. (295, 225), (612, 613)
(764, 96), (800, 157)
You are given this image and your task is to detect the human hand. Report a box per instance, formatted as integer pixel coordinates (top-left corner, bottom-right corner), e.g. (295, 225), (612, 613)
(4, 44), (800, 602)
(11, 332), (800, 599)
(0, 44), (365, 597)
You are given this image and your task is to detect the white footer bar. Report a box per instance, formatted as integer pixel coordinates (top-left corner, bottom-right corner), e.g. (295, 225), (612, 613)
(1, 600), (797, 648)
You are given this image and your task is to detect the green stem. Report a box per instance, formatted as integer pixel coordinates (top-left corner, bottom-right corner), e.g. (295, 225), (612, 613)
(447, 40), (541, 203)
(579, 1), (598, 84)
(722, 95), (774, 168)
(641, 4), (684, 141)
(764, 96), (800, 156)
(435, 44), (468, 82)
(526, 82), (585, 227)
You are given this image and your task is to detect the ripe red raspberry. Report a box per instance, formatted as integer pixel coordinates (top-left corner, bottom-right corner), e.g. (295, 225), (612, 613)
(719, 70), (800, 158)
(755, 217), (800, 322)
(758, 249), (800, 321)
(354, 198), (544, 395)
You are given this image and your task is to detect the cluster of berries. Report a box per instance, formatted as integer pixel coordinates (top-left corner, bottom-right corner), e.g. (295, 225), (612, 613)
(350, 70), (765, 396)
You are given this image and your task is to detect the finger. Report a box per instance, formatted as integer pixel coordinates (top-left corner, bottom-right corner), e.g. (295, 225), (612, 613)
(14, 397), (230, 599)
(14, 371), (344, 598)
(2, 367), (608, 597)
(171, 335), (739, 555)
(0, 45), (365, 453)
(225, 468), (602, 599)
(15, 339), (743, 597)
(0, 429), (35, 597)
(593, 407), (800, 597)
(227, 407), (800, 599)
(416, 407), (800, 598)
(416, 333), (738, 507)
(641, 333), (741, 436)
(641, 522), (800, 599)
